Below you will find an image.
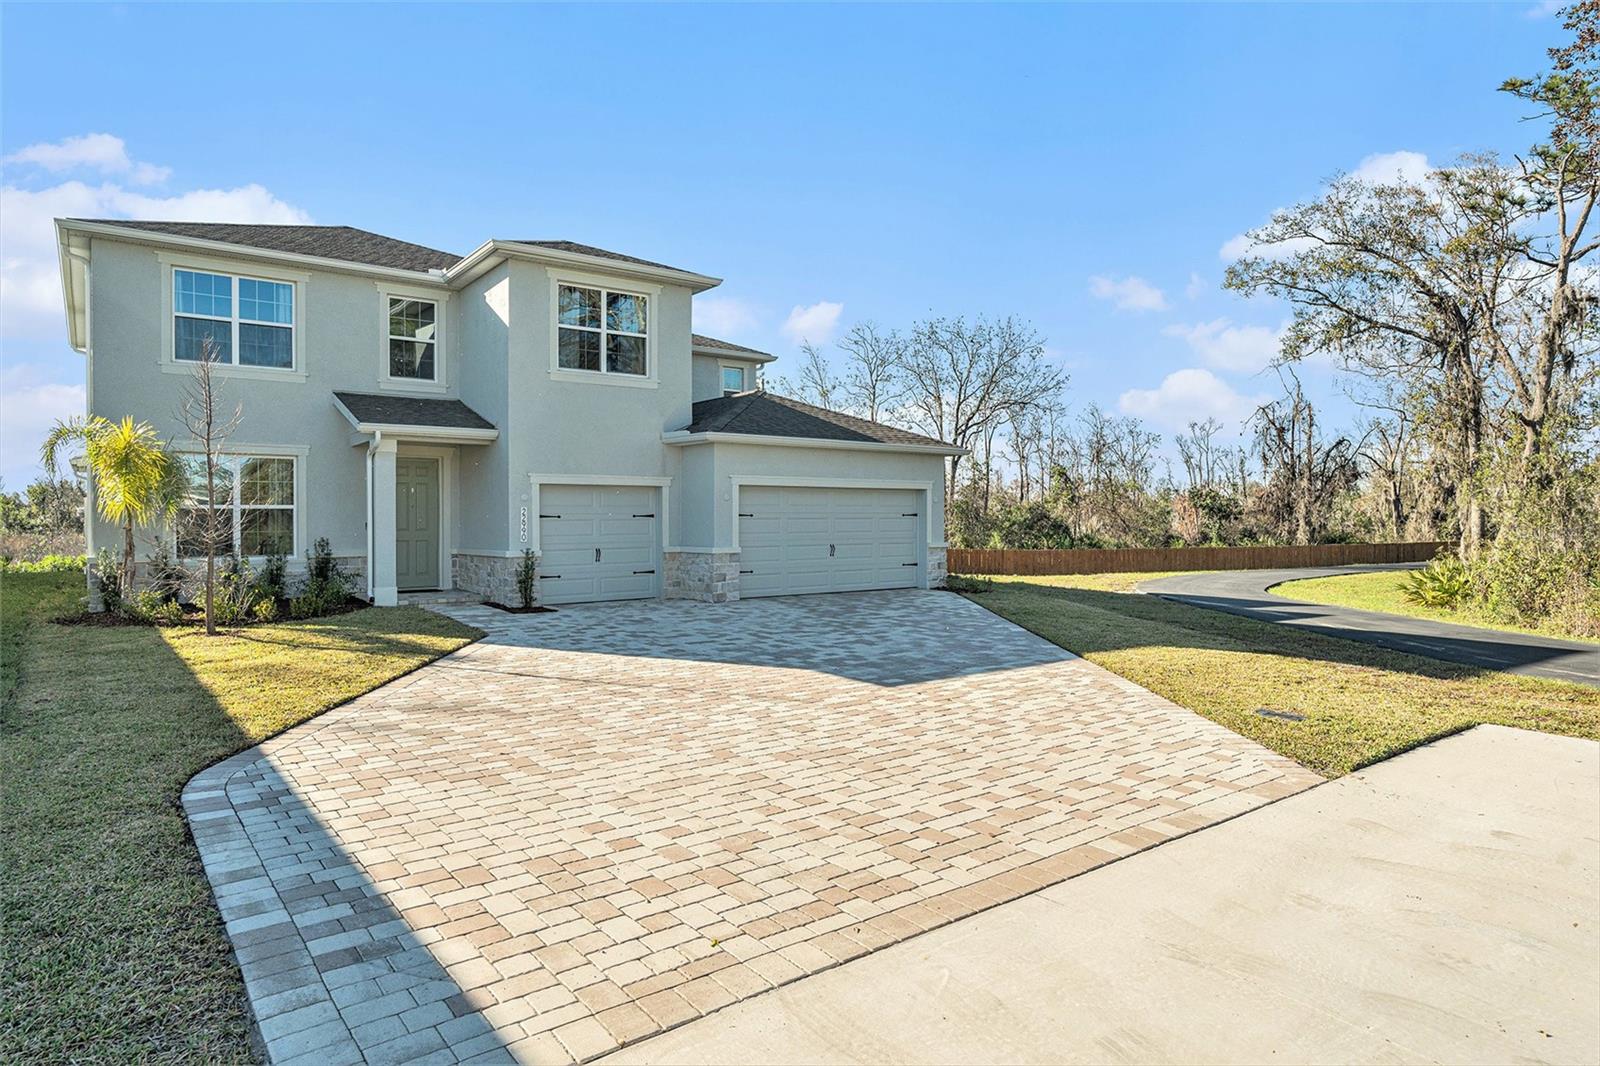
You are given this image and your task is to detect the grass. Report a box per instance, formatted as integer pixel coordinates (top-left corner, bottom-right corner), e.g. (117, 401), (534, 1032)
(0, 571), (479, 1064)
(1272, 569), (1600, 645)
(955, 572), (1600, 777)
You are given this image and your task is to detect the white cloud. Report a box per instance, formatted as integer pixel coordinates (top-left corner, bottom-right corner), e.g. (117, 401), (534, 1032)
(1088, 274), (1168, 312)
(1185, 272), (1207, 301)
(1, 165), (310, 339)
(1163, 318), (1283, 374)
(4, 132), (171, 185)
(781, 300), (843, 344)
(1220, 149), (1434, 261)
(1526, 0), (1563, 18)
(1350, 150), (1432, 186)
(1117, 367), (1267, 431)
(693, 296), (760, 339)
(0, 365), (86, 488)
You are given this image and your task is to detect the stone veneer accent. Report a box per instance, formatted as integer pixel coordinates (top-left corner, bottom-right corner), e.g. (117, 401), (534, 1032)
(928, 545), (948, 589)
(453, 551), (526, 606)
(664, 550), (741, 603)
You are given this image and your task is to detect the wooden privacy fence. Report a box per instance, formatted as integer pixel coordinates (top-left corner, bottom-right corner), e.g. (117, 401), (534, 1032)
(946, 541), (1448, 576)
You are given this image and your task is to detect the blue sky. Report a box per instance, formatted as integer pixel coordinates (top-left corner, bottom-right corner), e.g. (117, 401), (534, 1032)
(0, 1), (1565, 488)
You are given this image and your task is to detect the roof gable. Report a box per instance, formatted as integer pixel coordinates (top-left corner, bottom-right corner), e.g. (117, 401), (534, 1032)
(682, 391), (954, 450)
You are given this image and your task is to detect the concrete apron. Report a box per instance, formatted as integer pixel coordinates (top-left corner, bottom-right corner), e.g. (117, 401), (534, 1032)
(603, 725), (1600, 1066)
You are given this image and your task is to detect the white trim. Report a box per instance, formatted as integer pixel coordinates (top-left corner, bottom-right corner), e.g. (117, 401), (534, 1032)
(159, 252), (308, 382)
(453, 548), (523, 559)
(377, 282), (449, 393)
(727, 476), (939, 591)
(662, 430), (964, 457)
(451, 239), (720, 294)
(665, 546), (740, 555)
(547, 269), (660, 389)
(527, 474), (672, 555)
(332, 395), (499, 443)
(395, 445), (455, 592)
(692, 342), (776, 364)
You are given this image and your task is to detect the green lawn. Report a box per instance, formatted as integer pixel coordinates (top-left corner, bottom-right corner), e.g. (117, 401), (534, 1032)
(0, 571), (480, 1064)
(1273, 569), (1600, 645)
(956, 572), (1600, 777)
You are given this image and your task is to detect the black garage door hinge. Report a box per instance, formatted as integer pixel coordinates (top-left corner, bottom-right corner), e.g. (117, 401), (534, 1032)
(901, 562), (919, 566)
(633, 513), (655, 518)
(633, 569), (655, 575)
(539, 513), (560, 519)
(543, 574), (561, 579)
(739, 569), (754, 574)
(902, 512), (920, 517)
(738, 512), (754, 518)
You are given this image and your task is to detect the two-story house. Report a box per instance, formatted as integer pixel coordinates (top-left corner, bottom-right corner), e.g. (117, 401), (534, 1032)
(54, 220), (959, 606)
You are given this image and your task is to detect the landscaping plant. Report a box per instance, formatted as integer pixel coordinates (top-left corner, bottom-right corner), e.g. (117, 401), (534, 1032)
(516, 547), (538, 608)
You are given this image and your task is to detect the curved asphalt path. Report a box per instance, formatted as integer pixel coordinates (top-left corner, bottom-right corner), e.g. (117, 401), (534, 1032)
(1139, 564), (1600, 687)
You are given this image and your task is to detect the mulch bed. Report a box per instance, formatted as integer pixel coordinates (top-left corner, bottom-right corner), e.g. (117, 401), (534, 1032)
(484, 603), (557, 614)
(54, 597), (366, 628)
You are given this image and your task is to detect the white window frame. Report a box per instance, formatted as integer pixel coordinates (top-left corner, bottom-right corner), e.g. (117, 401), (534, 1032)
(158, 252), (308, 382)
(173, 448), (307, 563)
(378, 284), (449, 393)
(720, 363), (748, 396)
(547, 267), (661, 390)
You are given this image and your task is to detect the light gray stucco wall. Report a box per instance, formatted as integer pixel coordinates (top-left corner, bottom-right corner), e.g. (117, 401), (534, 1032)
(455, 264), (511, 553)
(82, 236), (481, 574)
(690, 354), (764, 401)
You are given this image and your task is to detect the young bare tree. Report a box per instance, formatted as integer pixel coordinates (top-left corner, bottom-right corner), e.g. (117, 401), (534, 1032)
(178, 339), (243, 636)
(835, 322), (905, 421)
(1176, 417), (1228, 489)
(897, 315), (1068, 497)
(773, 341), (840, 409)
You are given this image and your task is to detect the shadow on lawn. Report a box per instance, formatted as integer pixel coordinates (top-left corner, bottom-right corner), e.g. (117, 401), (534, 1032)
(973, 579), (1573, 686)
(0, 574), (508, 1063)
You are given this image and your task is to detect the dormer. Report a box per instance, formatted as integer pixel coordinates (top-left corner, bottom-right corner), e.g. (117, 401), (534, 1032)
(690, 334), (776, 402)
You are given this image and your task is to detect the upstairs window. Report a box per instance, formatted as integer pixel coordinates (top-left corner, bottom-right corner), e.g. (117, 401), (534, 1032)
(558, 284), (648, 376)
(174, 269), (295, 369)
(721, 365), (747, 396)
(388, 297), (438, 381)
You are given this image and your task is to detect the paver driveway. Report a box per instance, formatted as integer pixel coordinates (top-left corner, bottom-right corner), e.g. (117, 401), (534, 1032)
(183, 591), (1321, 1065)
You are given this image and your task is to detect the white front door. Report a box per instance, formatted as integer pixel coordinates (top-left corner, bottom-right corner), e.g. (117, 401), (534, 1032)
(738, 486), (922, 598)
(537, 484), (659, 604)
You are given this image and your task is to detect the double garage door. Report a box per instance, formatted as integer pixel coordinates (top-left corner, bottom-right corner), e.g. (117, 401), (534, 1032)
(739, 485), (922, 598)
(538, 483), (923, 604)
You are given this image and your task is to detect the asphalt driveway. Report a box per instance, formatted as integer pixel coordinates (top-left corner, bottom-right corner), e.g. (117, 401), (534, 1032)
(1141, 565), (1600, 686)
(182, 591), (1318, 1065)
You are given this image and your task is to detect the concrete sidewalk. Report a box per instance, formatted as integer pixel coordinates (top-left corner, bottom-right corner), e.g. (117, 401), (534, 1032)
(604, 725), (1600, 1066)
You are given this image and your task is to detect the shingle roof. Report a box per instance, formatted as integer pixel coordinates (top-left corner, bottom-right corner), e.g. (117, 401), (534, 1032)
(682, 391), (956, 449)
(511, 240), (689, 274)
(334, 391), (496, 431)
(74, 221), (462, 272)
(691, 334), (772, 358)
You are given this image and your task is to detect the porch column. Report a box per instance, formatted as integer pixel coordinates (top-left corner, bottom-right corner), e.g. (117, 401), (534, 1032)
(369, 436), (399, 606)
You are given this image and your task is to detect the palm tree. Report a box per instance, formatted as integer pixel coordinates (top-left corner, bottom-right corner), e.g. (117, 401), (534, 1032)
(41, 416), (181, 588)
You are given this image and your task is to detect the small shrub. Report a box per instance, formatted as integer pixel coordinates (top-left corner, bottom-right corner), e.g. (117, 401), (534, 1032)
(212, 554), (264, 626)
(1401, 555), (1472, 610)
(288, 539), (351, 619)
(516, 548), (538, 608)
(256, 550), (288, 603)
(252, 598), (279, 623)
(150, 599), (185, 626)
(94, 547), (123, 613)
(307, 537), (338, 585)
(145, 545), (185, 603)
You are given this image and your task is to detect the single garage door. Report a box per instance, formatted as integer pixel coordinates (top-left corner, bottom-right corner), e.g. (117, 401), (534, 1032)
(538, 484), (659, 605)
(738, 485), (921, 598)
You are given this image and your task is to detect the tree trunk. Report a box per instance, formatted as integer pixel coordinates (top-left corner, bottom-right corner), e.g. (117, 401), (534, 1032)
(122, 519), (136, 589)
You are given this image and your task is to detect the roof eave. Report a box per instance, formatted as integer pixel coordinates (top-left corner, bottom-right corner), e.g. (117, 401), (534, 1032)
(692, 344), (777, 364)
(332, 394), (498, 443)
(449, 239), (722, 293)
(55, 219), (453, 286)
(55, 219), (90, 353)
(661, 430), (965, 456)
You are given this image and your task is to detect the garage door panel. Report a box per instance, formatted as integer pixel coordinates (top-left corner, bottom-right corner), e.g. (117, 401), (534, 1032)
(538, 484), (659, 605)
(739, 485), (922, 598)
